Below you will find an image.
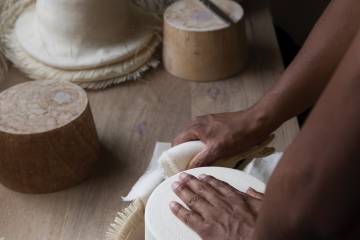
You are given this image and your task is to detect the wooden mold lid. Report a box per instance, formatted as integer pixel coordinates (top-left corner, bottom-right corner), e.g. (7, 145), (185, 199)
(164, 0), (244, 32)
(0, 80), (88, 135)
(0, 80), (100, 193)
(163, 0), (247, 81)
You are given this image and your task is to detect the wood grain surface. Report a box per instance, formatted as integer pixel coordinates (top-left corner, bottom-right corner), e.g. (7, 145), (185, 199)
(163, 0), (247, 81)
(0, 80), (100, 193)
(0, 0), (299, 239)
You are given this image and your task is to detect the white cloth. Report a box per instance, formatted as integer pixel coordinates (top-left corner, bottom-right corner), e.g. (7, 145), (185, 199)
(0, 0), (161, 90)
(122, 142), (171, 202)
(244, 152), (283, 183)
(112, 142), (282, 240)
(15, 0), (157, 70)
(123, 142), (283, 203)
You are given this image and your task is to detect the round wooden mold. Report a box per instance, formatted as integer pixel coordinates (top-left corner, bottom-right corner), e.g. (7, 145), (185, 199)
(163, 0), (247, 81)
(0, 80), (101, 193)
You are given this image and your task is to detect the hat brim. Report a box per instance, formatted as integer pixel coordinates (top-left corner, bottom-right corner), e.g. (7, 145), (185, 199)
(15, 4), (158, 70)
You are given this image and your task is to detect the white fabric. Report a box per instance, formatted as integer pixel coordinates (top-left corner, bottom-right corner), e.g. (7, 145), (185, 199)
(118, 141), (282, 240)
(0, 0), (161, 89)
(159, 141), (205, 177)
(4, 28), (160, 89)
(244, 152), (283, 183)
(122, 142), (171, 202)
(123, 141), (206, 203)
(123, 141), (282, 205)
(14, 0), (157, 69)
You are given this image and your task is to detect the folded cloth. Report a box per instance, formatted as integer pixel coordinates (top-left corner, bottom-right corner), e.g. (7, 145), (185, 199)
(244, 152), (283, 183)
(121, 142), (171, 202)
(107, 139), (277, 240)
(122, 138), (276, 202)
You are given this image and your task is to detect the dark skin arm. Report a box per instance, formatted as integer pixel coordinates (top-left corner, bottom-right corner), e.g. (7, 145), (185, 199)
(174, 0), (360, 168)
(257, 0), (360, 126)
(170, 1), (360, 239)
(170, 172), (264, 240)
(170, 27), (360, 240)
(255, 28), (360, 240)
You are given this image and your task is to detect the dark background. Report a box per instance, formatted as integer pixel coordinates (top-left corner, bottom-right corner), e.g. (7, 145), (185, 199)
(271, 0), (330, 45)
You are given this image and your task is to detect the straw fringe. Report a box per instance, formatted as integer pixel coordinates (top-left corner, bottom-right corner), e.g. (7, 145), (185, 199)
(0, 0), (29, 82)
(106, 199), (145, 240)
(80, 59), (160, 90)
(4, 31), (161, 90)
(0, 0), (161, 90)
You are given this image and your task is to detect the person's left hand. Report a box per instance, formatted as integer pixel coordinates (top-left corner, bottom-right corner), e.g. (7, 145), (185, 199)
(169, 173), (264, 240)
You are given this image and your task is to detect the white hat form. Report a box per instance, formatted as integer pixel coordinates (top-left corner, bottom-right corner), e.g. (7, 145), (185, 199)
(0, 0), (161, 89)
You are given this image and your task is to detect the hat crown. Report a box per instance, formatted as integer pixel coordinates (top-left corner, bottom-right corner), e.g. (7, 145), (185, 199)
(35, 0), (130, 46)
(15, 0), (156, 70)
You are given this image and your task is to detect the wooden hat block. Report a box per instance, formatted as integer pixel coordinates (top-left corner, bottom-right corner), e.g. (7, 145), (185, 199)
(0, 80), (101, 193)
(163, 0), (247, 81)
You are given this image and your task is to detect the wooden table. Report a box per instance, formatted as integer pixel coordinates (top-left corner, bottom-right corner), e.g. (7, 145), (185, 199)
(0, 1), (299, 239)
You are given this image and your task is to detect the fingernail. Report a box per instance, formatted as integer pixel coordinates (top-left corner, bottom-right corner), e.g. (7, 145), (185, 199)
(198, 174), (207, 179)
(169, 201), (178, 209)
(180, 172), (189, 180)
(172, 181), (181, 191)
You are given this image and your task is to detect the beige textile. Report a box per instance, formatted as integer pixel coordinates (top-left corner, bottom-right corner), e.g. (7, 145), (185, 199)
(107, 139), (274, 240)
(0, 0), (161, 89)
(15, 0), (156, 69)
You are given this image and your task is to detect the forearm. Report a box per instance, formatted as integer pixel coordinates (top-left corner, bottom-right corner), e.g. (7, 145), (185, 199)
(255, 29), (360, 239)
(252, 0), (360, 129)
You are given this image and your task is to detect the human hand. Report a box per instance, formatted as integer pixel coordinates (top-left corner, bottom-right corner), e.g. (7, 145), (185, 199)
(169, 173), (264, 240)
(173, 110), (274, 168)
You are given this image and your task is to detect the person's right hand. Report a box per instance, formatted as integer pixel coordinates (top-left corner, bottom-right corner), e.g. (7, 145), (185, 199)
(173, 108), (276, 168)
(170, 173), (264, 240)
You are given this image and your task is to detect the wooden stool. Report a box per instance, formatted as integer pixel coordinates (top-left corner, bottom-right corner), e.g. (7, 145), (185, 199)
(0, 80), (101, 193)
(163, 0), (247, 81)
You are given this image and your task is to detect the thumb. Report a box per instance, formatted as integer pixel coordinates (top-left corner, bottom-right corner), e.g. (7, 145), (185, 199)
(172, 130), (199, 146)
(188, 146), (220, 169)
(246, 187), (264, 200)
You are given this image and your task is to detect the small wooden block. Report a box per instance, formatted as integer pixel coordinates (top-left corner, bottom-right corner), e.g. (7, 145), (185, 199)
(163, 0), (247, 81)
(0, 80), (101, 193)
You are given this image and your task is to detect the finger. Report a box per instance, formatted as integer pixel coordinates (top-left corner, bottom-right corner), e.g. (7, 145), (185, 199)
(244, 188), (263, 215)
(246, 187), (264, 200)
(188, 147), (220, 168)
(179, 173), (230, 209)
(169, 201), (204, 229)
(173, 130), (199, 146)
(172, 181), (212, 216)
(173, 118), (208, 146)
(198, 174), (239, 197)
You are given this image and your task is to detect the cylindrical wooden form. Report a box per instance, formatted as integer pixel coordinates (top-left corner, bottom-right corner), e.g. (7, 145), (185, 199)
(163, 0), (247, 81)
(0, 80), (101, 193)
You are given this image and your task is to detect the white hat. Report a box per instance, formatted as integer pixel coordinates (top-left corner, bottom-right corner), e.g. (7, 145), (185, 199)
(0, 0), (161, 89)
